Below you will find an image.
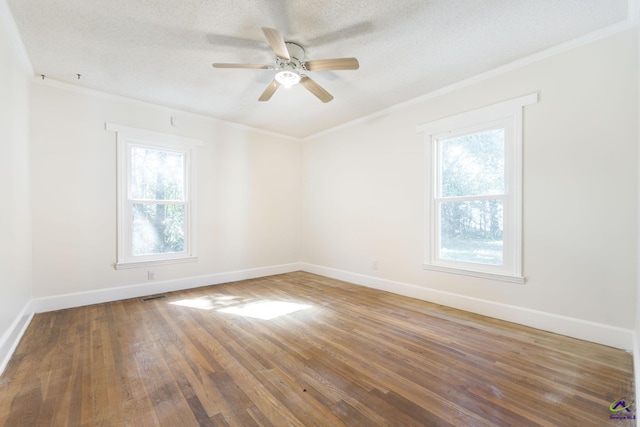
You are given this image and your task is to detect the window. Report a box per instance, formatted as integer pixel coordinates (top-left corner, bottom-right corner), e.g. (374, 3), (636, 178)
(107, 124), (201, 269)
(417, 94), (537, 283)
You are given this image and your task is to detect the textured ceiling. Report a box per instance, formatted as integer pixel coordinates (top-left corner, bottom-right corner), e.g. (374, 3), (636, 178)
(7, 0), (631, 138)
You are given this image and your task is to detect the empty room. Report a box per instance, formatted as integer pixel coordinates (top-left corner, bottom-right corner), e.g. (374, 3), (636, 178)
(1, 0), (639, 426)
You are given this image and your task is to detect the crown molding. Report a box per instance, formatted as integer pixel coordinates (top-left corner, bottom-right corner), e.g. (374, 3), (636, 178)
(16, 2), (637, 143)
(32, 77), (302, 142)
(304, 19), (637, 141)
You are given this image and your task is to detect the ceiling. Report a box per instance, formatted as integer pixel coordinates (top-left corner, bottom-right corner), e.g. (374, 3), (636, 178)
(7, 0), (631, 138)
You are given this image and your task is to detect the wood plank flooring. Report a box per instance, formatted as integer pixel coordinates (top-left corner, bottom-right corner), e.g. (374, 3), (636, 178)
(0, 272), (635, 426)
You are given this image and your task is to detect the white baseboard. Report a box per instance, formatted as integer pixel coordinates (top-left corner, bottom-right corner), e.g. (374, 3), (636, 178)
(301, 263), (635, 351)
(32, 262), (303, 313)
(0, 301), (34, 376)
(6, 261), (634, 378)
(1, 263), (301, 376)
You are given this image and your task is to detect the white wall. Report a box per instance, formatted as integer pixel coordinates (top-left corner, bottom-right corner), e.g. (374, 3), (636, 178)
(303, 30), (638, 338)
(0, 9), (32, 366)
(29, 83), (302, 298)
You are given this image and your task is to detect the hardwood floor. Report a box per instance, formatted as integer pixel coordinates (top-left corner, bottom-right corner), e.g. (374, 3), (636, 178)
(0, 272), (634, 426)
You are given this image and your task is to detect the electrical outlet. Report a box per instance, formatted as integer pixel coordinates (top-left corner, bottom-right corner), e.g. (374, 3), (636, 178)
(148, 270), (156, 280)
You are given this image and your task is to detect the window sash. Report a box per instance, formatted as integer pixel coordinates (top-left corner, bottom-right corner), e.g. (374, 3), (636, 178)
(435, 126), (506, 199)
(433, 124), (508, 269)
(128, 200), (189, 257)
(435, 196), (505, 266)
(128, 144), (188, 202)
(122, 144), (192, 263)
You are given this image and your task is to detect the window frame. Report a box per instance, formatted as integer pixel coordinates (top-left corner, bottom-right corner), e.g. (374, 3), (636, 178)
(107, 123), (202, 269)
(417, 93), (538, 283)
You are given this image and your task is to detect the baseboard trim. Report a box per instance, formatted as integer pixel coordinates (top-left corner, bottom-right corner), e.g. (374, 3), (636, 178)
(8, 262), (634, 374)
(301, 263), (634, 351)
(0, 301), (34, 376)
(32, 263), (303, 313)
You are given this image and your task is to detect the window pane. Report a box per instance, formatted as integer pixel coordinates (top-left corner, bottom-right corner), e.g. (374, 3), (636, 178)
(131, 146), (184, 201)
(132, 203), (185, 255)
(440, 129), (504, 197)
(439, 199), (503, 265)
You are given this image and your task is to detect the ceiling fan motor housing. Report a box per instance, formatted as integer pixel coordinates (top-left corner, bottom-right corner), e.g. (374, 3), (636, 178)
(276, 42), (305, 71)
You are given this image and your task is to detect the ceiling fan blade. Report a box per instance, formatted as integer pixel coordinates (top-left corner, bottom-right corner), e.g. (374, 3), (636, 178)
(212, 63), (272, 69)
(261, 27), (290, 60)
(304, 57), (359, 71)
(258, 80), (281, 102)
(299, 76), (334, 103)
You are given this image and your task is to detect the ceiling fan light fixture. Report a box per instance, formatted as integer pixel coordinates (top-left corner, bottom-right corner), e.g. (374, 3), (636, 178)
(275, 70), (301, 88)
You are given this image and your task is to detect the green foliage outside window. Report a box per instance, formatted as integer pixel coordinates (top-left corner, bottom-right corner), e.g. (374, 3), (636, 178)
(438, 129), (505, 265)
(130, 147), (186, 255)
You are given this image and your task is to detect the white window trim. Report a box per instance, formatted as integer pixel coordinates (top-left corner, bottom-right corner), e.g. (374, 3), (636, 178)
(106, 123), (203, 269)
(417, 93), (538, 284)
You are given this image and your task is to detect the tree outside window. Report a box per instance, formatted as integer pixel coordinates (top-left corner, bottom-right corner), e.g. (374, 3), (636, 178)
(437, 128), (505, 266)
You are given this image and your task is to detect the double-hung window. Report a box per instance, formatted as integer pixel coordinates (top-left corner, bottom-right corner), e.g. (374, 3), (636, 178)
(107, 124), (201, 269)
(418, 94), (537, 283)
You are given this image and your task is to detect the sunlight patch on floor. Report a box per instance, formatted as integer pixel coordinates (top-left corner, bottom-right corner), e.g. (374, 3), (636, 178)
(170, 297), (216, 310)
(170, 294), (241, 310)
(218, 300), (312, 320)
(170, 297), (312, 320)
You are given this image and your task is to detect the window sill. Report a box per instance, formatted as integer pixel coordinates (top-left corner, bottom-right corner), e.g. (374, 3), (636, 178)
(423, 263), (525, 284)
(115, 256), (198, 270)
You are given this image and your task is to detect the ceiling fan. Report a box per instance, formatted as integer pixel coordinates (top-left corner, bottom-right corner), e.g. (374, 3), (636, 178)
(212, 27), (359, 103)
